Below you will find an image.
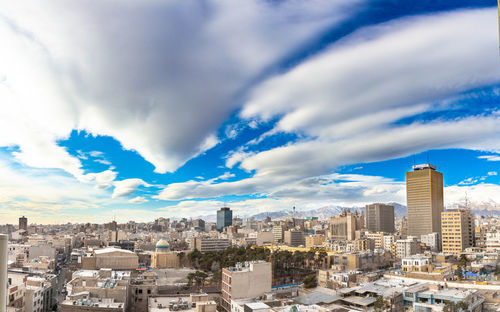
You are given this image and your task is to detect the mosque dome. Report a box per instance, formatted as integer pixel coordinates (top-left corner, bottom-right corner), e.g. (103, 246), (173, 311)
(156, 238), (169, 250)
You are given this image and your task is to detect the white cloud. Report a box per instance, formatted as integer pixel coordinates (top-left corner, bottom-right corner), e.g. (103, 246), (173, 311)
(128, 196), (149, 204)
(83, 169), (118, 189)
(0, 0), (361, 175)
(220, 8), (500, 189)
(112, 179), (151, 198)
(479, 155), (500, 161)
(488, 171), (498, 176)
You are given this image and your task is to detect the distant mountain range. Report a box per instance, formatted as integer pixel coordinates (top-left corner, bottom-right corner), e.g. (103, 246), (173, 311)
(250, 202), (407, 220)
(197, 200), (500, 222)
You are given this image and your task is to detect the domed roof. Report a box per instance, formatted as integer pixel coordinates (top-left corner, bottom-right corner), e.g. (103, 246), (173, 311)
(156, 238), (169, 249)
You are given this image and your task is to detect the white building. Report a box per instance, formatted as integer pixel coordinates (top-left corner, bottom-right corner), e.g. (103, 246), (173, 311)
(396, 237), (421, 258)
(421, 233), (440, 252)
(383, 235), (395, 251)
(486, 232), (500, 252)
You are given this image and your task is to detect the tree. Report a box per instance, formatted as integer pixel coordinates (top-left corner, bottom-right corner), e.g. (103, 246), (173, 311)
(303, 274), (317, 288)
(373, 296), (388, 312)
(456, 266), (463, 280)
(443, 301), (467, 312)
(459, 254), (468, 268)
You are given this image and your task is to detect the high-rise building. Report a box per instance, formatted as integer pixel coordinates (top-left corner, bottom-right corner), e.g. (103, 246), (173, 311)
(216, 207), (232, 232)
(441, 209), (474, 254)
(329, 211), (364, 241)
(18, 216), (27, 231)
(365, 203), (395, 233)
(406, 164), (443, 237)
(108, 220), (117, 231)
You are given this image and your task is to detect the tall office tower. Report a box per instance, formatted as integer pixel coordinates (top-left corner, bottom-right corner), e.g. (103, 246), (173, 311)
(18, 216), (27, 231)
(108, 220), (117, 231)
(406, 164), (443, 237)
(365, 203), (395, 233)
(329, 211), (364, 241)
(217, 207), (233, 232)
(441, 209), (475, 254)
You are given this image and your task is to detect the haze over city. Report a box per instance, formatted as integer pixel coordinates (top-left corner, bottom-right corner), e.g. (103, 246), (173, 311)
(1, 0), (500, 225)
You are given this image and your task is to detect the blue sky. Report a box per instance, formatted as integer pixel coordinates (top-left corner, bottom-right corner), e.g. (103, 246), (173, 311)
(0, 0), (500, 223)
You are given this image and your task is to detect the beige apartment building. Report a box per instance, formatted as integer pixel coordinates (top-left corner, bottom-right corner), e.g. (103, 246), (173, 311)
(81, 247), (138, 270)
(406, 164), (443, 237)
(189, 237), (230, 252)
(305, 235), (325, 248)
(221, 261), (271, 312)
(329, 211), (364, 241)
(441, 209), (474, 254)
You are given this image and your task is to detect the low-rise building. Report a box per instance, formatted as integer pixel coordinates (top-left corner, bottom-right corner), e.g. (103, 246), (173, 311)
(401, 255), (432, 273)
(189, 237), (231, 252)
(82, 247), (138, 270)
(396, 237), (421, 258)
(221, 261), (272, 312)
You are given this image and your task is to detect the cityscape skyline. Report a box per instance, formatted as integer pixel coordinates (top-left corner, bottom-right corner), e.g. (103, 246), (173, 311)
(0, 0), (500, 225)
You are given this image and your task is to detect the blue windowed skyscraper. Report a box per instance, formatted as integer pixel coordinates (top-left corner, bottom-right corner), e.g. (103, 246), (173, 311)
(217, 207), (232, 232)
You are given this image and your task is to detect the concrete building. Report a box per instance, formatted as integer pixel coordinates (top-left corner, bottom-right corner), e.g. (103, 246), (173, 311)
(284, 230), (304, 247)
(365, 232), (386, 250)
(403, 284), (484, 312)
(128, 272), (159, 312)
(256, 232), (274, 246)
(193, 219), (206, 232)
(7, 272), (26, 311)
(217, 208), (233, 232)
(486, 232), (500, 252)
(396, 237), (421, 258)
(401, 255), (432, 273)
(420, 233), (441, 252)
(148, 294), (216, 312)
(383, 235), (395, 251)
(441, 209), (474, 254)
(326, 251), (390, 272)
(272, 226), (284, 243)
(65, 269), (129, 312)
(406, 164), (444, 237)
(221, 261), (272, 311)
(28, 245), (57, 261)
(82, 247), (138, 270)
(305, 235), (325, 248)
(19, 216), (28, 231)
(189, 238), (230, 252)
(365, 204), (395, 233)
(329, 211), (364, 241)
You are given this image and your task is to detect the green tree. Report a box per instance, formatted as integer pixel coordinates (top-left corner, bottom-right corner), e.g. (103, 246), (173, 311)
(456, 266), (463, 280)
(443, 300), (467, 312)
(373, 296), (387, 312)
(303, 274), (317, 288)
(459, 254), (468, 268)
